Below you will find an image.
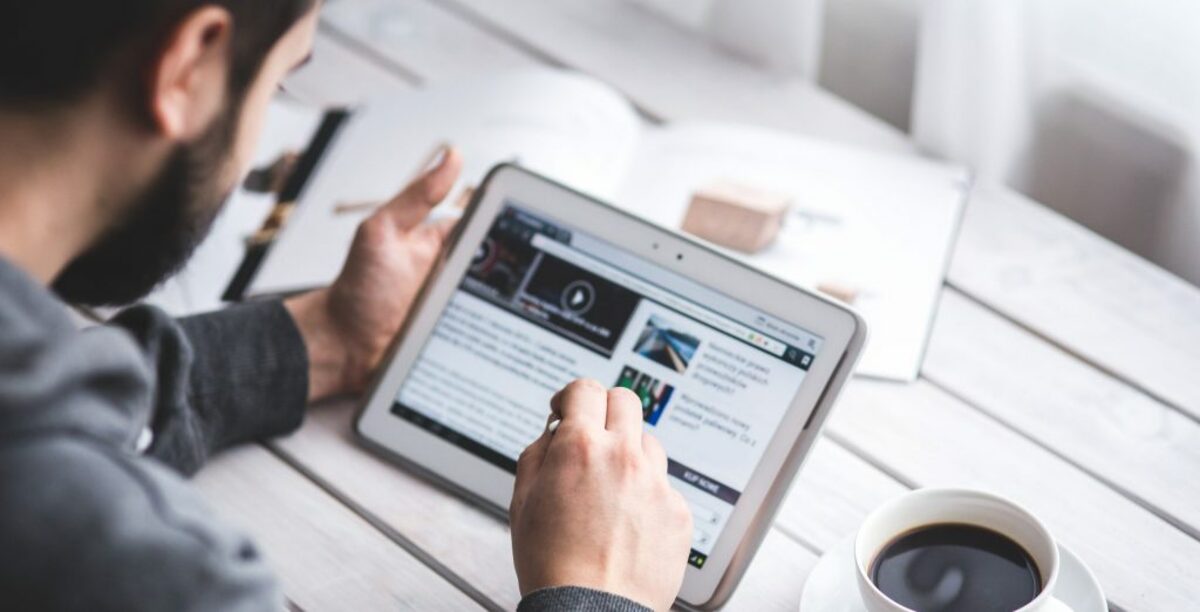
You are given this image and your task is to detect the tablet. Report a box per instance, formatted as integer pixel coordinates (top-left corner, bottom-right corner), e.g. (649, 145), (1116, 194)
(356, 164), (866, 609)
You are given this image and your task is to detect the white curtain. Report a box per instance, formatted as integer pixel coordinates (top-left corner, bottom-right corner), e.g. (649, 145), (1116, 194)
(910, 0), (1033, 184)
(911, 0), (1200, 283)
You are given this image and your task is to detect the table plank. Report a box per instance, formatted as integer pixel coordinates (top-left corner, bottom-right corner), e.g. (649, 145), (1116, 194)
(194, 445), (481, 610)
(285, 28), (410, 107)
(326, 0), (912, 153)
(926, 289), (1200, 538)
(776, 438), (909, 552)
(950, 184), (1200, 420)
(722, 532), (817, 611)
(322, 0), (535, 83)
(275, 402), (518, 609)
(828, 378), (1200, 610)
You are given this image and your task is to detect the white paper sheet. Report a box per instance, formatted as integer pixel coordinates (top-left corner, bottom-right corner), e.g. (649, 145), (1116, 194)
(616, 124), (969, 381)
(245, 70), (966, 381)
(249, 69), (642, 296)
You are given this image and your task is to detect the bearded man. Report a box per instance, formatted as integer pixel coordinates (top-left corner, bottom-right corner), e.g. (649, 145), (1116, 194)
(0, 2), (691, 610)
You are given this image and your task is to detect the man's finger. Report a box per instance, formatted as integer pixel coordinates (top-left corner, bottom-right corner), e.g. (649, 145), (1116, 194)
(549, 379), (608, 431)
(512, 430), (551, 514)
(377, 145), (463, 231)
(605, 387), (643, 435)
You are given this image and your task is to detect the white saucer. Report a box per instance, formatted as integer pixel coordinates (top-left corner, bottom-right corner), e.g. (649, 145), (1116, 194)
(800, 536), (1106, 612)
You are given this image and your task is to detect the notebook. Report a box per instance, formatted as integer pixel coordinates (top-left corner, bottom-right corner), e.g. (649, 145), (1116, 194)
(241, 69), (968, 381)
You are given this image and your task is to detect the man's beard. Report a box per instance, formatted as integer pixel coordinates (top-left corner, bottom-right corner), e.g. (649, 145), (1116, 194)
(52, 107), (238, 307)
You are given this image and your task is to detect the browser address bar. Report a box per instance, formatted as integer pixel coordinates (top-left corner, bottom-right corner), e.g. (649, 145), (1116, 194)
(530, 234), (788, 357)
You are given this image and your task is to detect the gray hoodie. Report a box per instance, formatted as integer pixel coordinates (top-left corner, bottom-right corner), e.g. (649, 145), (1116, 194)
(0, 255), (647, 612)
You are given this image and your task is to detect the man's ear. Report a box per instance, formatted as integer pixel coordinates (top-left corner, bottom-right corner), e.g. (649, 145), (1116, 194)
(148, 6), (233, 140)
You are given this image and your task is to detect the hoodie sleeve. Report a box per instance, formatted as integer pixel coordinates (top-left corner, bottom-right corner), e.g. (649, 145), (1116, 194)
(0, 258), (288, 612)
(0, 436), (285, 612)
(517, 587), (653, 612)
(111, 300), (309, 475)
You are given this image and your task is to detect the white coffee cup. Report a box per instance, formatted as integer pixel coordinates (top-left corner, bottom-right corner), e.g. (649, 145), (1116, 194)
(854, 488), (1072, 612)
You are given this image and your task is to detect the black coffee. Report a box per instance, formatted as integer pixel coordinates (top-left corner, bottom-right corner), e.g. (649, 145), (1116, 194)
(870, 523), (1042, 612)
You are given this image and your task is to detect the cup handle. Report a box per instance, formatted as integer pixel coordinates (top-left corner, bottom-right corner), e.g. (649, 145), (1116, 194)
(1040, 596), (1074, 612)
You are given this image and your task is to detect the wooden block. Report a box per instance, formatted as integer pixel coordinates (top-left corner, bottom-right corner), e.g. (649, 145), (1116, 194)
(681, 180), (790, 253)
(817, 281), (859, 305)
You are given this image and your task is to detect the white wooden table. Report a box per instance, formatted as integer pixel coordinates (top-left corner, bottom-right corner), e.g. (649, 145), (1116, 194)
(194, 1), (1200, 610)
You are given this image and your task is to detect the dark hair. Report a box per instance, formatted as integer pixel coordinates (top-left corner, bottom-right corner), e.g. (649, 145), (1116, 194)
(0, 0), (316, 111)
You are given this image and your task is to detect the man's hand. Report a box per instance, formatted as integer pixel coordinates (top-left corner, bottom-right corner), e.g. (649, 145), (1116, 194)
(510, 379), (693, 611)
(285, 146), (463, 401)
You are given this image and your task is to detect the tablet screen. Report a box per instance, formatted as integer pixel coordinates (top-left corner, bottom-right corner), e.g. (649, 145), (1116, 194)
(392, 203), (823, 568)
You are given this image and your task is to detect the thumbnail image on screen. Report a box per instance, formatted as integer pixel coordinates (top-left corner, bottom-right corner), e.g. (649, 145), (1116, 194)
(462, 208), (641, 356)
(634, 315), (701, 373)
(614, 365), (674, 425)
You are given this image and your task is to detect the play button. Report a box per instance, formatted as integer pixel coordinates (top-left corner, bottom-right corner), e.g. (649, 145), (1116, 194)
(560, 280), (596, 315)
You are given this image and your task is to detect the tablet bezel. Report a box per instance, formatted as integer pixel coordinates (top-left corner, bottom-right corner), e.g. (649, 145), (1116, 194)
(355, 164), (866, 609)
